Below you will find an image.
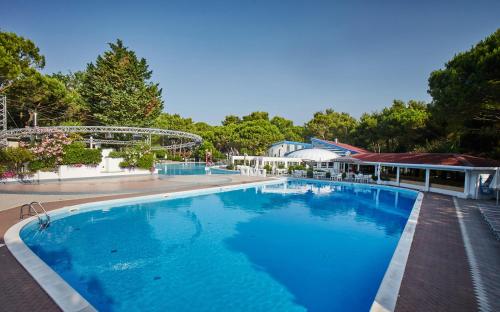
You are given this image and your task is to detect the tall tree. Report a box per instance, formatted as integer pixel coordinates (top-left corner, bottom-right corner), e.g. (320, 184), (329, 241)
(353, 100), (429, 153)
(81, 39), (163, 127)
(242, 111), (269, 122)
(232, 120), (284, 155)
(304, 109), (357, 142)
(428, 28), (500, 158)
(222, 115), (241, 126)
(270, 116), (304, 141)
(0, 31), (45, 92)
(7, 72), (85, 127)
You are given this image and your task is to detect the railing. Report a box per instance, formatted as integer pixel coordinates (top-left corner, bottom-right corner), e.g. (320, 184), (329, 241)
(20, 202), (51, 229)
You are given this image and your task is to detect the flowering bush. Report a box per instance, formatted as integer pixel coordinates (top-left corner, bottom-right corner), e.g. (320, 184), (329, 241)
(27, 131), (71, 167)
(119, 143), (154, 169)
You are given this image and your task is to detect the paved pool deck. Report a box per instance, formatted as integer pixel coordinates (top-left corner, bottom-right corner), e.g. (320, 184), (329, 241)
(0, 174), (264, 212)
(1, 177), (499, 311)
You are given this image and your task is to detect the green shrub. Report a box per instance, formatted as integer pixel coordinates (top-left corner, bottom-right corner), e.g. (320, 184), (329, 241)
(62, 143), (102, 166)
(0, 147), (33, 174)
(154, 150), (166, 159)
(29, 159), (56, 172)
(137, 153), (155, 170)
(108, 150), (125, 158)
(119, 160), (130, 168)
(226, 164), (235, 170)
(326, 172), (331, 179)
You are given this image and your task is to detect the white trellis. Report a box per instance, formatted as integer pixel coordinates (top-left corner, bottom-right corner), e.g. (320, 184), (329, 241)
(0, 125), (202, 150)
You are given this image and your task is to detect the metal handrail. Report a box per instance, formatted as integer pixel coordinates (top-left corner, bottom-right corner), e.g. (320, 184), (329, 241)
(31, 202), (50, 228)
(19, 202), (50, 228)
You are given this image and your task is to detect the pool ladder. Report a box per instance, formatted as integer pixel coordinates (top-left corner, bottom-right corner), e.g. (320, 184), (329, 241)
(20, 202), (51, 229)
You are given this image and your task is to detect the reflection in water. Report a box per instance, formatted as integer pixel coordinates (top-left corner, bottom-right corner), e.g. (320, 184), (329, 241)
(225, 181), (413, 311)
(21, 180), (416, 312)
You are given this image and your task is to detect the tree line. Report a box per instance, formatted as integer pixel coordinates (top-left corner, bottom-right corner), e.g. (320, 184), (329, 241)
(1, 29), (498, 159)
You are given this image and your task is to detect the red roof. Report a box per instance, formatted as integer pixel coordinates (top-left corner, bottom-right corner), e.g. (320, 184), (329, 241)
(319, 139), (370, 154)
(351, 153), (499, 168)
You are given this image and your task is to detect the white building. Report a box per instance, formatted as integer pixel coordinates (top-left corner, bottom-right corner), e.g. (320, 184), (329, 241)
(267, 141), (312, 157)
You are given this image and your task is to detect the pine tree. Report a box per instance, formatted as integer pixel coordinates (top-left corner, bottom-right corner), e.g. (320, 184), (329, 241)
(82, 39), (163, 127)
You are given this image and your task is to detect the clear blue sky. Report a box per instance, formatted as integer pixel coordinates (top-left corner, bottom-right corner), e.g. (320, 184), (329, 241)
(2, 0), (499, 125)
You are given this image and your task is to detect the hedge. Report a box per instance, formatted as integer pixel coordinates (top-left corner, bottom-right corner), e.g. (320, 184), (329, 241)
(108, 150), (125, 158)
(62, 143), (102, 166)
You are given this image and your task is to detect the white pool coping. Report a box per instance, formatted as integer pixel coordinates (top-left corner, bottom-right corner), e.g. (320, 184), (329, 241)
(5, 177), (421, 312)
(370, 192), (424, 312)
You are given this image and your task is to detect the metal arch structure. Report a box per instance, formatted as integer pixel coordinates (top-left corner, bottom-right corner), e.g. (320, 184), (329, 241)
(0, 126), (203, 149)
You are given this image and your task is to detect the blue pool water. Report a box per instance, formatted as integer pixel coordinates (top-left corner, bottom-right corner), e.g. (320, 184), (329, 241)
(21, 180), (417, 312)
(157, 162), (237, 175)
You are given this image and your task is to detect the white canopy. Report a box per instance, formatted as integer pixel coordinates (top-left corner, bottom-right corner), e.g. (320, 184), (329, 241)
(286, 148), (340, 162)
(489, 168), (499, 190)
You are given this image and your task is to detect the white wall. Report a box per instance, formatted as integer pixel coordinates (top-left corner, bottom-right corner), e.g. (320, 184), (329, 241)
(267, 143), (307, 157)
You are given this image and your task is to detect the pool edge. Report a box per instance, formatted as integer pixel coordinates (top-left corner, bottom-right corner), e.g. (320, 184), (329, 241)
(4, 218), (97, 312)
(5, 178), (420, 312)
(3, 178), (285, 312)
(370, 192), (424, 312)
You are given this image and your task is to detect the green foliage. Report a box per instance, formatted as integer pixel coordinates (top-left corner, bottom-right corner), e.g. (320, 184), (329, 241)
(194, 141), (223, 161)
(428, 29), (500, 158)
(242, 111), (269, 122)
(82, 39), (163, 127)
(119, 143), (154, 169)
(155, 113), (195, 132)
(232, 120), (284, 155)
(0, 31), (45, 92)
(7, 72), (85, 126)
(62, 142), (102, 166)
(222, 115), (241, 126)
(353, 100), (430, 152)
(137, 153), (155, 169)
(263, 164), (272, 173)
(28, 159), (56, 172)
(0, 147), (33, 173)
(304, 109), (358, 142)
(287, 164), (306, 174)
(271, 116), (304, 141)
(108, 150), (125, 158)
(153, 149), (166, 159)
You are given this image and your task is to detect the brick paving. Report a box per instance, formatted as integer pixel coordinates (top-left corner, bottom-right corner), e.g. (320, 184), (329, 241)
(395, 193), (477, 312)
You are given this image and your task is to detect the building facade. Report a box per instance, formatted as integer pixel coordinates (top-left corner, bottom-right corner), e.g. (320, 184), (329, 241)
(267, 141), (312, 157)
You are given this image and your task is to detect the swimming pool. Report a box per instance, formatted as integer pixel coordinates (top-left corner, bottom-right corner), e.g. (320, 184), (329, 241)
(157, 162), (237, 175)
(18, 179), (418, 311)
